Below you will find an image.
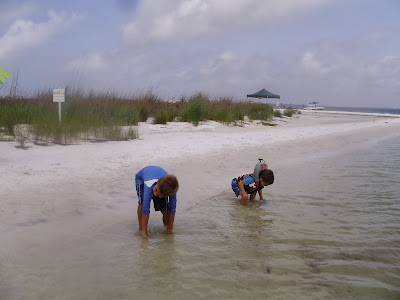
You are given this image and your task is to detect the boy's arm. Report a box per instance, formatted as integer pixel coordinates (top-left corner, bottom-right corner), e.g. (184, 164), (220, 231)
(258, 189), (263, 201)
(238, 181), (248, 205)
(166, 213), (175, 233)
(166, 194), (177, 233)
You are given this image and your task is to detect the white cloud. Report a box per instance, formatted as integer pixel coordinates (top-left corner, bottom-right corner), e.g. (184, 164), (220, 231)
(302, 51), (323, 73)
(0, 10), (86, 60)
(121, 0), (325, 47)
(298, 37), (400, 88)
(61, 0), (328, 95)
(220, 51), (235, 61)
(289, 34), (400, 107)
(199, 50), (238, 75)
(371, 56), (400, 76)
(66, 53), (108, 73)
(364, 56), (400, 88)
(300, 45), (349, 75)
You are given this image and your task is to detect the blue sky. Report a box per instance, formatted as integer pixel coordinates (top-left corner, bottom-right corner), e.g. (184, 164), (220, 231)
(0, 0), (399, 107)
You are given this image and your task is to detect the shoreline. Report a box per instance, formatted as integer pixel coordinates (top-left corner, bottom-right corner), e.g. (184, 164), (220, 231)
(298, 109), (400, 118)
(1, 112), (400, 228)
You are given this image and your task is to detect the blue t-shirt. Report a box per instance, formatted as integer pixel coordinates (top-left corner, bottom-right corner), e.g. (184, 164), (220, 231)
(135, 166), (177, 216)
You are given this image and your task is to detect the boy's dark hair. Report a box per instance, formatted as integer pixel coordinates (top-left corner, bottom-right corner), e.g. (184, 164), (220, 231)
(259, 169), (274, 185)
(158, 174), (179, 196)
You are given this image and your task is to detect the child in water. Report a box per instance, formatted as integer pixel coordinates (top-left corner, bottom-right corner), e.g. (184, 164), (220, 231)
(231, 159), (274, 205)
(135, 166), (179, 237)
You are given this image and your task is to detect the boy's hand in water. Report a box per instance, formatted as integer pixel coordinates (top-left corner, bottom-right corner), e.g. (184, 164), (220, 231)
(165, 229), (173, 234)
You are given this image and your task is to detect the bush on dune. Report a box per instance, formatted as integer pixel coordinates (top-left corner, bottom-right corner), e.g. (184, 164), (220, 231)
(0, 87), (285, 144)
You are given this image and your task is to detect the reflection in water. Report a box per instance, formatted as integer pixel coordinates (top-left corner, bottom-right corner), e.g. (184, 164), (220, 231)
(136, 233), (178, 297)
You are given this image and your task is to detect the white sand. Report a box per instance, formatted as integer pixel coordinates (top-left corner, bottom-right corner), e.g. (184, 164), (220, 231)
(1, 111), (400, 229)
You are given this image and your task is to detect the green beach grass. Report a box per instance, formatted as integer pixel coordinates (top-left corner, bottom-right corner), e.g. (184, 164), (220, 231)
(0, 88), (288, 145)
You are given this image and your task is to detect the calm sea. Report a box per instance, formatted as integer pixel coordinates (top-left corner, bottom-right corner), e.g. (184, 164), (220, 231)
(1, 134), (400, 299)
(324, 106), (400, 115)
(292, 105), (400, 115)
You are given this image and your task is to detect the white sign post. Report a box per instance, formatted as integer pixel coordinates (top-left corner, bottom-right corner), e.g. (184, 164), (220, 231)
(53, 89), (65, 123)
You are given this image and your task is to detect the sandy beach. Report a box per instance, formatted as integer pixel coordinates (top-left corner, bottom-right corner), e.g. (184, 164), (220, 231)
(1, 111), (400, 299)
(1, 111), (400, 228)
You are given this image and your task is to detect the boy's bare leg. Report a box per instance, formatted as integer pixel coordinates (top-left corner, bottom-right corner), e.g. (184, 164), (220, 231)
(137, 204), (143, 231)
(162, 211), (175, 233)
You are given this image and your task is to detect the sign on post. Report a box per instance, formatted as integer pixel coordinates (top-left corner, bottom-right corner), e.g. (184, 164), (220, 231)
(53, 89), (65, 122)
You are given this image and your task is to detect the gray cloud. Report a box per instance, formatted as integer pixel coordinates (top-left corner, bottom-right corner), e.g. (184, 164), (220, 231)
(120, 0), (325, 47)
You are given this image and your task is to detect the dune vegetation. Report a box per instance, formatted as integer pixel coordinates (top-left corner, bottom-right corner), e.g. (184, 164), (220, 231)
(0, 85), (292, 145)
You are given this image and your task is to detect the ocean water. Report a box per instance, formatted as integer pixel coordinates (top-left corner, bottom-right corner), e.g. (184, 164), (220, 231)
(1, 134), (400, 299)
(292, 105), (400, 115)
(323, 106), (400, 115)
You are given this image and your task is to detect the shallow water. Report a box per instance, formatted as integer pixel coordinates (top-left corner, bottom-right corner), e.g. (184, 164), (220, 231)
(1, 134), (400, 299)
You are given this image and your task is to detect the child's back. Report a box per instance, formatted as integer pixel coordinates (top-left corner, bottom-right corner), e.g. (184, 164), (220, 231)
(252, 159), (268, 182)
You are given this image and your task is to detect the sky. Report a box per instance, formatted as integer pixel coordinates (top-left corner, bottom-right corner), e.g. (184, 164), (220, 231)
(0, 0), (399, 108)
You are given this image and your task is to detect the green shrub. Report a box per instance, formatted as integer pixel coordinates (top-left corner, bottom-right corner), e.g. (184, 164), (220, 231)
(246, 103), (273, 121)
(117, 105), (140, 125)
(283, 109), (293, 117)
(154, 109), (173, 124)
(232, 109), (245, 121)
(261, 121), (277, 126)
(210, 108), (233, 124)
(273, 110), (282, 118)
(180, 98), (208, 126)
(125, 126), (138, 140)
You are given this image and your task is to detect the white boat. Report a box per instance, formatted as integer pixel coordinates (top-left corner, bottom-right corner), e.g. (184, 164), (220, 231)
(303, 102), (324, 110)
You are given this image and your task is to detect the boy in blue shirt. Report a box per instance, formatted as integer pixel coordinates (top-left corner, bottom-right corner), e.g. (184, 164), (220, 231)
(135, 166), (179, 237)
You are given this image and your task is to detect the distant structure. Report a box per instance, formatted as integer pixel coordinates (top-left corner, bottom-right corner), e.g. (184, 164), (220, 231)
(247, 88), (280, 101)
(303, 101), (324, 110)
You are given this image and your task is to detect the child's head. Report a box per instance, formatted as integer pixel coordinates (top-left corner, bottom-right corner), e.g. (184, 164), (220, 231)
(259, 169), (274, 186)
(157, 174), (179, 197)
